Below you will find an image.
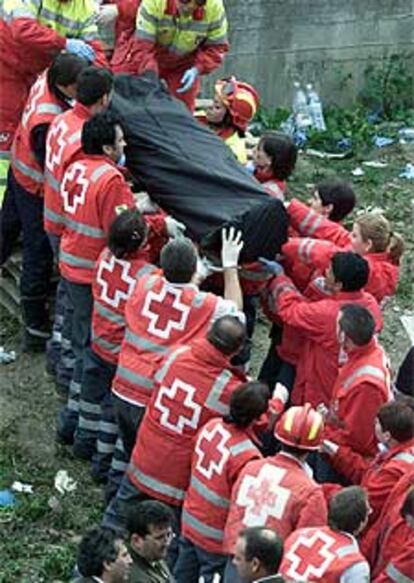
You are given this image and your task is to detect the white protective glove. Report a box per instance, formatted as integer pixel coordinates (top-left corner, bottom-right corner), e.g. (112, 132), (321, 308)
(272, 382), (289, 405)
(221, 227), (243, 269)
(316, 402), (329, 419)
(166, 216), (186, 239)
(97, 3), (119, 26)
(134, 192), (159, 214)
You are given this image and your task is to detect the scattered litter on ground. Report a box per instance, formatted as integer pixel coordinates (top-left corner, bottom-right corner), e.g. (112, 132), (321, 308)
(399, 163), (414, 179)
(0, 490), (16, 507)
(401, 314), (414, 346)
(398, 128), (414, 143)
(11, 481), (33, 494)
(362, 160), (388, 168)
(54, 470), (77, 495)
(373, 136), (394, 148)
(351, 167), (365, 176)
(305, 149), (349, 160)
(0, 347), (16, 364)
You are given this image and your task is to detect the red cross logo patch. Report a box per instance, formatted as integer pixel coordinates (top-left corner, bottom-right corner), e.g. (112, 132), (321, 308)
(154, 378), (201, 434)
(96, 255), (136, 308)
(46, 119), (69, 173)
(141, 284), (190, 339)
(195, 423), (231, 480)
(236, 463), (290, 526)
(61, 162), (89, 214)
(284, 530), (336, 579)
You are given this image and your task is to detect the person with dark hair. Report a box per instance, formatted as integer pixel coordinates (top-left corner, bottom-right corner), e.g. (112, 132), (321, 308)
(174, 381), (269, 583)
(103, 314), (248, 534)
(43, 66), (114, 402)
(280, 487), (370, 582)
(202, 77), (259, 164)
(57, 110), (180, 448)
(223, 404), (327, 583)
(252, 132), (298, 200)
(0, 52), (88, 353)
(370, 471), (414, 582)
(395, 346), (414, 397)
(232, 527), (284, 583)
(75, 527), (132, 582)
(318, 304), (393, 484)
(261, 253), (382, 409)
(127, 500), (173, 582)
(110, 229), (245, 478)
(117, 0), (229, 111)
(309, 180), (356, 223)
(322, 398), (414, 560)
(71, 209), (161, 486)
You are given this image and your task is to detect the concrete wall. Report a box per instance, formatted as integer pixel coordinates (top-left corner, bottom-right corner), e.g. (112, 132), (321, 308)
(202, 0), (414, 108)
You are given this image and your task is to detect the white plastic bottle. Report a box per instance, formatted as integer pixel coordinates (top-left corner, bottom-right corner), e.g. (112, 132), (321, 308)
(306, 83), (326, 131)
(292, 81), (312, 131)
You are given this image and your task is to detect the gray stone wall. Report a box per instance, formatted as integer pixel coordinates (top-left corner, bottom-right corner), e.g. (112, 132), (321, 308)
(202, 0), (414, 108)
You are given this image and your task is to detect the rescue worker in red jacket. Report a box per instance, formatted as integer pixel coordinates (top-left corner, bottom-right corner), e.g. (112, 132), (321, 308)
(280, 486), (370, 582)
(73, 209), (161, 482)
(317, 304), (392, 483)
(0, 0), (107, 200)
(371, 469), (414, 582)
(174, 381), (270, 583)
(322, 398), (414, 561)
(201, 77), (259, 165)
(44, 66), (113, 396)
(118, 0), (229, 111)
(1, 53), (87, 352)
(262, 252), (383, 408)
(252, 132), (298, 201)
(285, 201), (405, 305)
(222, 404), (327, 582)
(111, 229), (245, 464)
(258, 180), (356, 392)
(103, 316), (248, 532)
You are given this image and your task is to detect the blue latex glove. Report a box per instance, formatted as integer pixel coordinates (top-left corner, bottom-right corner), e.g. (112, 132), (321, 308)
(177, 67), (199, 93)
(66, 38), (95, 62)
(258, 257), (284, 275)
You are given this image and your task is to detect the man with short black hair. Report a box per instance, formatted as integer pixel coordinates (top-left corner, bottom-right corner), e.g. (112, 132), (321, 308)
(233, 527), (284, 583)
(263, 252), (383, 408)
(104, 314), (248, 532)
(309, 180), (356, 224)
(280, 486), (370, 582)
(111, 228), (245, 465)
(127, 500), (173, 583)
(75, 526), (132, 582)
(320, 304), (392, 479)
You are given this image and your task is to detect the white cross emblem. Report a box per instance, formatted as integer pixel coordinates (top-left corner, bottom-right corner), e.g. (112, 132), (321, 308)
(236, 463), (290, 526)
(195, 423), (231, 480)
(96, 255), (136, 308)
(155, 378), (201, 434)
(141, 285), (190, 339)
(61, 162), (89, 214)
(46, 119), (69, 173)
(285, 530), (337, 579)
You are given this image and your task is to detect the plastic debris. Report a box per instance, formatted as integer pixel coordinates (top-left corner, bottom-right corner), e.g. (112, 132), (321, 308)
(351, 167), (365, 177)
(362, 161), (388, 168)
(0, 490), (16, 507)
(399, 163), (414, 180)
(398, 128), (414, 143)
(54, 470), (77, 495)
(373, 136), (394, 148)
(11, 481), (33, 494)
(401, 314), (414, 346)
(306, 149), (349, 160)
(336, 137), (352, 150)
(306, 84), (326, 131)
(0, 347), (16, 364)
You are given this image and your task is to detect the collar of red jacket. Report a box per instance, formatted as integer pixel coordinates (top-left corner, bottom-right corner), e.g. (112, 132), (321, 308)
(254, 166), (276, 184)
(73, 102), (93, 120)
(345, 336), (378, 358)
(367, 250), (396, 266)
(377, 436), (414, 463)
(165, 0), (205, 20)
(191, 337), (247, 379)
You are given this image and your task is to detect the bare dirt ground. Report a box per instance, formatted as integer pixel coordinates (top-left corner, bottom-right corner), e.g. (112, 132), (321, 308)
(0, 146), (412, 581)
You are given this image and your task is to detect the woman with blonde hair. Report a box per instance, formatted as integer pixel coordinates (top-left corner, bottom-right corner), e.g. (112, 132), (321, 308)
(284, 208), (405, 304)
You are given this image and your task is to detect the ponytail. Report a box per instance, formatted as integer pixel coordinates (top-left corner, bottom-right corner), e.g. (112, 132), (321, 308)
(388, 232), (405, 265)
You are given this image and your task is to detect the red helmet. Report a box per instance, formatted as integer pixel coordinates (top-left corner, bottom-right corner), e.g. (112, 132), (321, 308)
(215, 77), (260, 132)
(274, 403), (324, 451)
